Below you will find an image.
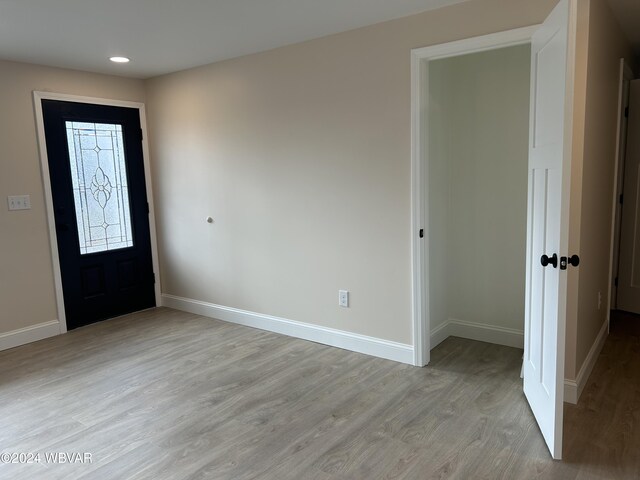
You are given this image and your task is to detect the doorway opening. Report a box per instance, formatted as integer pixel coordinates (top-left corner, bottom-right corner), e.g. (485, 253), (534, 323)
(409, 26), (542, 369)
(427, 44), (531, 353)
(610, 62), (638, 318)
(411, 0), (576, 460)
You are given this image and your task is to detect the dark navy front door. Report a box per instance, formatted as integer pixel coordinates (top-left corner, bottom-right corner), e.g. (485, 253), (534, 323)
(42, 100), (155, 329)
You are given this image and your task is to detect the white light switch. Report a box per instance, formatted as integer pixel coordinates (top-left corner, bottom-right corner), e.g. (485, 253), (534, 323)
(7, 195), (31, 211)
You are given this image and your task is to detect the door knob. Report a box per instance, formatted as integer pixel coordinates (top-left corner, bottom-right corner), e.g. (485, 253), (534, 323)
(540, 254), (558, 268)
(560, 254), (580, 270)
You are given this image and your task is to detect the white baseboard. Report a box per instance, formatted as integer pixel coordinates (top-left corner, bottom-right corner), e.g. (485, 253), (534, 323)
(161, 294), (414, 364)
(430, 321), (450, 349)
(430, 318), (524, 349)
(564, 320), (608, 404)
(0, 320), (61, 352)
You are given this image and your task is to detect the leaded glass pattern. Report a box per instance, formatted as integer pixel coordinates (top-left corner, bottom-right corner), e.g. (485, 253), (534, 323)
(65, 122), (134, 255)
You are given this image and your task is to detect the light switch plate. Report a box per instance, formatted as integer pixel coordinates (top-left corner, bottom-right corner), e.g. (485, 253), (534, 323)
(7, 195), (31, 211)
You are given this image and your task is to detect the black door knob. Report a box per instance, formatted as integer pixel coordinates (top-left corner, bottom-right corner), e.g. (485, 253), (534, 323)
(541, 254), (558, 268)
(560, 254), (580, 270)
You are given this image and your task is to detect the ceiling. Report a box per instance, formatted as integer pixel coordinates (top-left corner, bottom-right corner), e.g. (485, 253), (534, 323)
(0, 0), (472, 79)
(607, 0), (640, 55)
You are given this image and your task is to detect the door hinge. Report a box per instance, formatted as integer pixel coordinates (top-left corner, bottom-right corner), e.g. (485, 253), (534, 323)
(625, 106), (629, 118)
(419, 229), (424, 238)
(620, 194), (624, 205)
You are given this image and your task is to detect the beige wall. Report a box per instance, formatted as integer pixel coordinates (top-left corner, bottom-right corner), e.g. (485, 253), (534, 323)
(565, 0), (590, 383)
(564, 0), (634, 379)
(428, 45), (531, 334)
(0, 60), (146, 334)
(146, 0), (557, 344)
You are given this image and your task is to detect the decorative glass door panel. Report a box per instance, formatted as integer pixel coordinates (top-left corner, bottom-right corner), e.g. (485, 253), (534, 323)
(65, 122), (134, 254)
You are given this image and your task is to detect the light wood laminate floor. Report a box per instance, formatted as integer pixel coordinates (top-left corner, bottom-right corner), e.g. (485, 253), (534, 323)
(0, 307), (638, 479)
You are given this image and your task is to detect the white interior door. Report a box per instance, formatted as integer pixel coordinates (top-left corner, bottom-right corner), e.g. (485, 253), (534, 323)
(617, 80), (640, 314)
(523, 0), (574, 460)
(611, 63), (633, 309)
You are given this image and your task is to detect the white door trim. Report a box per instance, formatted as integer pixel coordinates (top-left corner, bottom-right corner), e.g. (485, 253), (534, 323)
(410, 25), (539, 366)
(33, 91), (162, 333)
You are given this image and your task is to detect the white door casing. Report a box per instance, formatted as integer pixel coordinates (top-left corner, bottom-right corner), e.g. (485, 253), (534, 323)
(410, 26), (539, 368)
(523, 0), (575, 461)
(617, 80), (640, 314)
(33, 92), (163, 333)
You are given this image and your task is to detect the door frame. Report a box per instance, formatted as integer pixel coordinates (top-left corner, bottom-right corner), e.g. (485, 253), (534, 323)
(410, 25), (539, 367)
(608, 59), (635, 316)
(33, 91), (162, 333)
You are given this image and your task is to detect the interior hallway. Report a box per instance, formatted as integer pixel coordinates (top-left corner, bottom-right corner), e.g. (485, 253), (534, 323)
(563, 310), (640, 478)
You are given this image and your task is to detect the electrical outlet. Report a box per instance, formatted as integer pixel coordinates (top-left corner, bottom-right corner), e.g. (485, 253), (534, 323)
(597, 291), (602, 310)
(338, 290), (349, 308)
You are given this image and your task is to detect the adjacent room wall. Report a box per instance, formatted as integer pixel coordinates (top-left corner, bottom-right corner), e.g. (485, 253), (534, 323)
(428, 45), (531, 344)
(565, 0), (590, 390)
(146, 0), (557, 346)
(0, 60), (146, 335)
(565, 0), (634, 383)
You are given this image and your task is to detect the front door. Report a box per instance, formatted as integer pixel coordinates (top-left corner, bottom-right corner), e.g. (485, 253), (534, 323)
(42, 100), (155, 330)
(523, 0), (575, 460)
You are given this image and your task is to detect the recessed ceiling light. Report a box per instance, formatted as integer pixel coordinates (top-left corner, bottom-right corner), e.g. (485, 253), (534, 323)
(109, 56), (130, 63)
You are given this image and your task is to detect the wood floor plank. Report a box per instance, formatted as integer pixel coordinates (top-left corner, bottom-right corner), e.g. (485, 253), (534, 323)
(0, 307), (639, 479)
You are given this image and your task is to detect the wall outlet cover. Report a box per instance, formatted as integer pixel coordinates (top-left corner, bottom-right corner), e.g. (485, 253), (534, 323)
(339, 290), (349, 308)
